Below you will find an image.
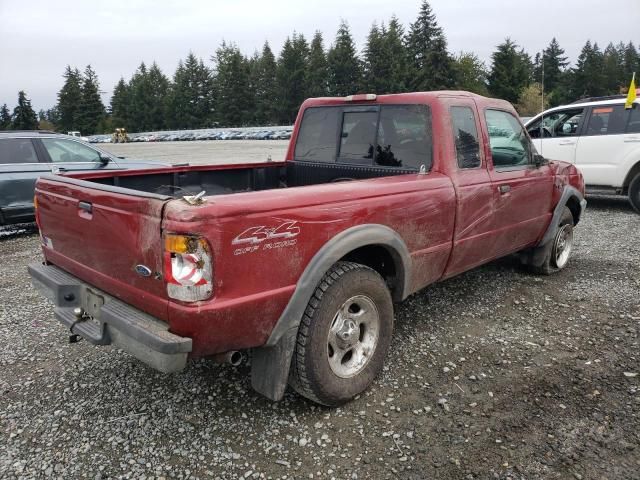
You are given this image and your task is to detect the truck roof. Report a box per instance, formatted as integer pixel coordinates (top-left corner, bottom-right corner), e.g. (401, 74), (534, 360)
(300, 91), (512, 111)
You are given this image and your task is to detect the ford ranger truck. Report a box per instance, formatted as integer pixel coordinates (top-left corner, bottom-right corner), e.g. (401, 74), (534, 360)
(29, 92), (586, 406)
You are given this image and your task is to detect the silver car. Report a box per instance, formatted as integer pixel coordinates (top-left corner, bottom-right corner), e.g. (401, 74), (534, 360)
(0, 131), (172, 225)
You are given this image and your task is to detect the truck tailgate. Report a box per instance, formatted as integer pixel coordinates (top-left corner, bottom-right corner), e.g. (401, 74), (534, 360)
(35, 174), (171, 321)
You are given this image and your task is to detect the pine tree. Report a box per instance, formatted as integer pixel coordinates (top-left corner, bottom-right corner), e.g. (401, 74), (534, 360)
(621, 42), (639, 85)
(77, 65), (105, 134)
(128, 62), (151, 131)
(166, 53), (214, 129)
(147, 63), (170, 130)
(488, 38), (531, 104)
(276, 33), (309, 124)
(326, 21), (361, 97)
(363, 22), (384, 92)
(127, 62), (170, 131)
(572, 41), (606, 98)
(110, 77), (131, 129)
(0, 104), (11, 130)
(453, 52), (488, 95)
(603, 43), (623, 94)
(254, 42), (278, 124)
(405, 1), (455, 91)
(306, 31), (328, 98)
(213, 42), (252, 127)
(56, 66), (82, 132)
(11, 91), (38, 130)
(383, 16), (409, 93)
(541, 38), (568, 92)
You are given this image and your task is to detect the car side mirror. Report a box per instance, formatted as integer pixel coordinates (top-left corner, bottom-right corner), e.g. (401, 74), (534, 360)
(534, 153), (547, 167)
(99, 153), (110, 165)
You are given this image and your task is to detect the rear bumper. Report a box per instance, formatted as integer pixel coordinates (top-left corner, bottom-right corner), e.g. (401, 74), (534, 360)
(28, 262), (192, 373)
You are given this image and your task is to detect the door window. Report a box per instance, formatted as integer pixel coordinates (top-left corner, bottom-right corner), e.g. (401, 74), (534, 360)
(485, 110), (533, 168)
(450, 106), (481, 168)
(585, 105), (626, 136)
(0, 138), (38, 164)
(375, 105), (432, 168)
(627, 106), (640, 134)
(527, 108), (584, 138)
(41, 138), (101, 163)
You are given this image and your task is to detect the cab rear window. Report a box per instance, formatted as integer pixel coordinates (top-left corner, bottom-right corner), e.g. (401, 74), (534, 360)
(294, 105), (432, 170)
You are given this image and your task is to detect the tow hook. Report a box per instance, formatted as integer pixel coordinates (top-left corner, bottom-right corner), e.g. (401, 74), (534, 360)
(69, 307), (87, 344)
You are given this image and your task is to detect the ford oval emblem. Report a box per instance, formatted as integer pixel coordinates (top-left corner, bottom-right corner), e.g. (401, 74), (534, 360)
(135, 264), (152, 277)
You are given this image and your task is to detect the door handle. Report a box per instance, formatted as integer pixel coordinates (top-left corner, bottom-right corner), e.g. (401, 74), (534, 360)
(558, 140), (576, 146)
(624, 136), (640, 143)
(78, 201), (92, 213)
(498, 185), (511, 194)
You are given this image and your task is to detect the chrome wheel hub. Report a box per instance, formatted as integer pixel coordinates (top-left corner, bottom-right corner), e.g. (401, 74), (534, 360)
(327, 295), (380, 378)
(553, 224), (573, 269)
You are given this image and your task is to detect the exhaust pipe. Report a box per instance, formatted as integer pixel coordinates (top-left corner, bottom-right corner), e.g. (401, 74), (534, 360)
(213, 351), (243, 366)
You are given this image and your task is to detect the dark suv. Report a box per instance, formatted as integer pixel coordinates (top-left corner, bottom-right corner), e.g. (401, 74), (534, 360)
(0, 131), (171, 225)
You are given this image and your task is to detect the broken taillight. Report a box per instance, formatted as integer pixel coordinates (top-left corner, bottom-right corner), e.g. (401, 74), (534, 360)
(164, 233), (213, 302)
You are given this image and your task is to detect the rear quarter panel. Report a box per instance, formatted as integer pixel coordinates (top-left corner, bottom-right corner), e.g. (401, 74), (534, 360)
(162, 173), (456, 355)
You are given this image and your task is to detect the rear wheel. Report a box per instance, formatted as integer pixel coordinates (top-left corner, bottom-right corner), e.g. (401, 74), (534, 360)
(289, 262), (394, 406)
(628, 173), (640, 214)
(529, 207), (575, 275)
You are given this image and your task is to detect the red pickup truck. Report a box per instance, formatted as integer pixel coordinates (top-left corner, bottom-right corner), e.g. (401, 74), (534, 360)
(29, 92), (586, 406)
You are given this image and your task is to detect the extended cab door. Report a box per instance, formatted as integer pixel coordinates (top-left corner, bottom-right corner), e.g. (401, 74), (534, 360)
(441, 99), (497, 277)
(0, 137), (50, 224)
(527, 107), (585, 164)
(484, 109), (554, 257)
(573, 104), (627, 187)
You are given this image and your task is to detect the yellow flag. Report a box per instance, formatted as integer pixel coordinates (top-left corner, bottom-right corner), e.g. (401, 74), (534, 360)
(625, 72), (637, 109)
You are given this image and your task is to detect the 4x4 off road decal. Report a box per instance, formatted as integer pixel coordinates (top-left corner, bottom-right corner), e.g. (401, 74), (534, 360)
(232, 221), (300, 255)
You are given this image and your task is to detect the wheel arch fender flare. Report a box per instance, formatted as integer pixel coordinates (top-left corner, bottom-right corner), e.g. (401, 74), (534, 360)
(539, 185), (586, 247)
(266, 223), (411, 347)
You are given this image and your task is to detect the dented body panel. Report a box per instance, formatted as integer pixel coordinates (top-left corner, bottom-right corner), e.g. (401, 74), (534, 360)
(31, 91), (586, 367)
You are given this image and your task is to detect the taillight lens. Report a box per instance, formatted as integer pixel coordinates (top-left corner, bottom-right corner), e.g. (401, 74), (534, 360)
(164, 234), (213, 302)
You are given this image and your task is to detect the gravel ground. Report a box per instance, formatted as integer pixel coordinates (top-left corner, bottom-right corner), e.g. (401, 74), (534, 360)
(1, 197), (639, 480)
(101, 140), (289, 165)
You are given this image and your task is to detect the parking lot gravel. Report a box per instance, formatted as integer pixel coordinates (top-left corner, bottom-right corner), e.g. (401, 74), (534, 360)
(1, 194), (639, 479)
(101, 140), (289, 165)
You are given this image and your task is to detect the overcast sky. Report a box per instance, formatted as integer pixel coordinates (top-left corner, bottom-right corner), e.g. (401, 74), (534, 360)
(1, 0), (638, 111)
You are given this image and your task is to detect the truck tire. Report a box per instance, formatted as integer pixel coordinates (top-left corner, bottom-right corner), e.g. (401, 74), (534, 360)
(629, 173), (640, 213)
(529, 207), (575, 275)
(289, 261), (394, 406)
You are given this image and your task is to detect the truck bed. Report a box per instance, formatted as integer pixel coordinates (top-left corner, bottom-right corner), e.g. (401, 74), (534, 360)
(71, 160), (419, 198)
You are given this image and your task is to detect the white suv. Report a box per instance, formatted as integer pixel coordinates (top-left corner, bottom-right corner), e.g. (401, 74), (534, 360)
(525, 95), (640, 212)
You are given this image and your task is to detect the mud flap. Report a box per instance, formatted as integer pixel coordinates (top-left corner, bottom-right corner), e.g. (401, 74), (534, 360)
(251, 327), (297, 401)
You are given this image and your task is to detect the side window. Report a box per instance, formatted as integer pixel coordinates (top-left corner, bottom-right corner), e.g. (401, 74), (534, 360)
(527, 109), (584, 138)
(339, 111), (377, 163)
(485, 109), (533, 168)
(294, 107), (341, 163)
(585, 105), (626, 136)
(41, 138), (101, 163)
(376, 105), (432, 169)
(627, 106), (640, 134)
(450, 106), (481, 168)
(0, 138), (38, 164)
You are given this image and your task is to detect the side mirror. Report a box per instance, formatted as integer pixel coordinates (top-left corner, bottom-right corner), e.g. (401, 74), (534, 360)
(534, 153), (547, 167)
(99, 153), (110, 165)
